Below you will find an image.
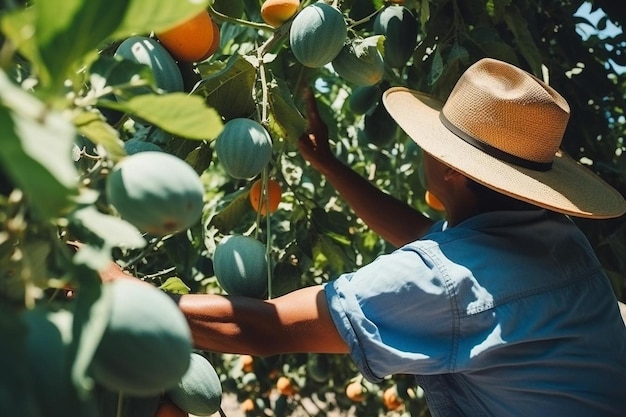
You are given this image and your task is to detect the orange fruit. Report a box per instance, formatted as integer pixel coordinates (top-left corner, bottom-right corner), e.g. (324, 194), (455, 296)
(345, 381), (366, 402)
(157, 10), (216, 62)
(240, 354), (254, 373)
(382, 386), (404, 411)
(425, 190), (445, 211)
(241, 398), (255, 412)
(261, 0), (300, 28)
(154, 398), (188, 417)
(249, 178), (282, 216)
(276, 376), (296, 396)
(199, 19), (221, 61)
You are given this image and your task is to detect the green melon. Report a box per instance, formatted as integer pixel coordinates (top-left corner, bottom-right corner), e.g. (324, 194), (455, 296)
(114, 36), (184, 93)
(373, 5), (419, 68)
(105, 151), (204, 236)
(22, 306), (77, 416)
(289, 3), (347, 68)
(90, 280), (193, 397)
(332, 40), (384, 86)
(123, 138), (163, 155)
(214, 118), (273, 180)
(166, 352), (222, 416)
(213, 234), (268, 298)
(363, 102), (398, 147)
(348, 85), (381, 115)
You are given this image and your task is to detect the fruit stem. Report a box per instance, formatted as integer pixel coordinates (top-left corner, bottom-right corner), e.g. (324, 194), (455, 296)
(116, 391), (124, 417)
(207, 4), (274, 32)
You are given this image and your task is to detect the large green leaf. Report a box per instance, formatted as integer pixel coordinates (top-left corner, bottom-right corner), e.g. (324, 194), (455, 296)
(195, 54), (257, 121)
(72, 111), (126, 162)
(266, 77), (306, 143)
(0, 71), (78, 220)
(99, 93), (223, 140)
(33, 0), (130, 90)
(111, 0), (211, 40)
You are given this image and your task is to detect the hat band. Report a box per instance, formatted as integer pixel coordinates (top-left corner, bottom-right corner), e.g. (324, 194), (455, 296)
(439, 113), (553, 172)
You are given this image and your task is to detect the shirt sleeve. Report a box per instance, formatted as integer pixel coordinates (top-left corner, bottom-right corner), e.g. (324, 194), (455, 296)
(323, 241), (457, 382)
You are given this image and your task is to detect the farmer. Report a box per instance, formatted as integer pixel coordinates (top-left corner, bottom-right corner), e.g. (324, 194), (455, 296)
(107, 58), (626, 416)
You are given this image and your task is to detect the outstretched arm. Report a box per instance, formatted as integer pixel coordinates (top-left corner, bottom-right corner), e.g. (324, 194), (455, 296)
(100, 263), (348, 356)
(297, 88), (434, 247)
(179, 285), (349, 356)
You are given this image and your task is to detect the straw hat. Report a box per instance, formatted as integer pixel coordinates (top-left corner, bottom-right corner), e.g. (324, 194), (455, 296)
(382, 58), (626, 219)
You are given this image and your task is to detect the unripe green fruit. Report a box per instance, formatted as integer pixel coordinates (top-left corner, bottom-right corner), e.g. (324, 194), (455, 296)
(105, 151), (204, 236)
(348, 85), (380, 115)
(90, 279), (193, 397)
(123, 138), (163, 155)
(22, 307), (76, 416)
(167, 353), (223, 416)
(373, 5), (418, 68)
(213, 235), (268, 298)
(214, 118), (273, 179)
(332, 42), (384, 87)
(114, 36), (184, 93)
(289, 3), (347, 68)
(363, 102), (398, 147)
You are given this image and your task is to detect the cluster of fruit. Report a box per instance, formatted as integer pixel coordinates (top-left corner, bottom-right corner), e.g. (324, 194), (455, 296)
(22, 279), (222, 417)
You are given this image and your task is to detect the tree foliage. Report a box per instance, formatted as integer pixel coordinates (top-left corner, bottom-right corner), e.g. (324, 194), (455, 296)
(0, 0), (624, 416)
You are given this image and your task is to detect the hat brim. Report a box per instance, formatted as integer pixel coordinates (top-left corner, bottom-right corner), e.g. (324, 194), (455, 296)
(383, 87), (626, 219)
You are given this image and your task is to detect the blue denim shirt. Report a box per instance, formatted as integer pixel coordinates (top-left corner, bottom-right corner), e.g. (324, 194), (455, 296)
(324, 210), (626, 416)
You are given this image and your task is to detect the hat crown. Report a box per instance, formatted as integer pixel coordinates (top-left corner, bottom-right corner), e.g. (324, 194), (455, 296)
(441, 59), (570, 165)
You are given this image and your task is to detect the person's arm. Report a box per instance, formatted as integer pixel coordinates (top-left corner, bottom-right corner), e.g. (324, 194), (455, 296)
(99, 261), (348, 356)
(297, 88), (434, 247)
(178, 285), (349, 356)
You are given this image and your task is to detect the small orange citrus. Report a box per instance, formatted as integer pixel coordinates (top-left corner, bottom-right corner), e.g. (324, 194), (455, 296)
(276, 376), (296, 396)
(157, 10), (216, 62)
(425, 190), (445, 211)
(382, 386), (404, 411)
(154, 397), (188, 417)
(241, 398), (255, 412)
(345, 381), (366, 402)
(261, 0), (300, 28)
(240, 354), (255, 373)
(249, 178), (282, 216)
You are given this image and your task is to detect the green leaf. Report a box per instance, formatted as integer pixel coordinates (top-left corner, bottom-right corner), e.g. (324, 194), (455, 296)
(68, 206), (146, 254)
(110, 0), (211, 40)
(72, 111), (126, 162)
(195, 54), (257, 121)
(266, 78), (306, 143)
(33, 0), (130, 91)
(210, 190), (253, 233)
(503, 5), (542, 76)
(0, 71), (78, 219)
(89, 56), (157, 96)
(0, 8), (41, 77)
(99, 93), (223, 140)
(69, 268), (113, 396)
(158, 277), (191, 295)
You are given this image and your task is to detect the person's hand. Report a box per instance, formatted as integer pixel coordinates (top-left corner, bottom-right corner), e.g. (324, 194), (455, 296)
(297, 87), (335, 173)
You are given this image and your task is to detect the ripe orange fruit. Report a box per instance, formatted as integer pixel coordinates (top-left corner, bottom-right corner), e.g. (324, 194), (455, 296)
(240, 354), (254, 373)
(157, 10), (216, 62)
(345, 381), (366, 402)
(241, 398), (255, 412)
(261, 0), (300, 28)
(382, 386), (404, 411)
(425, 190), (445, 211)
(198, 19), (221, 60)
(154, 397), (189, 417)
(249, 178), (282, 216)
(276, 376), (296, 396)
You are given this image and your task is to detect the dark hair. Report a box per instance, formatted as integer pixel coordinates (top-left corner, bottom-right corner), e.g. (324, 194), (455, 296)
(465, 178), (539, 212)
